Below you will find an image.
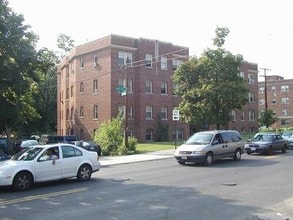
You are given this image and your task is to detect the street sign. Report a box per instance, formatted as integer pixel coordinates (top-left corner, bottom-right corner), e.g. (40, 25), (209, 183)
(116, 86), (127, 95)
(172, 110), (180, 121)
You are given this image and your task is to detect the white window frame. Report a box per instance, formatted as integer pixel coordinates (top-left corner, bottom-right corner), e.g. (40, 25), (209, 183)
(160, 107), (168, 120)
(118, 51), (132, 66)
(161, 81), (168, 95)
(145, 80), (153, 94)
(145, 54), (152, 68)
(281, 85), (289, 92)
(145, 106), (153, 120)
(160, 56), (167, 70)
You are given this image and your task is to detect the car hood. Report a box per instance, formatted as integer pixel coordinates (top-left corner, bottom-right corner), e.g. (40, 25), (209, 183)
(0, 160), (28, 170)
(247, 141), (271, 145)
(175, 144), (206, 152)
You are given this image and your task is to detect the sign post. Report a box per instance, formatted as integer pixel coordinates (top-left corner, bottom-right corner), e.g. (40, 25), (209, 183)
(172, 110), (180, 149)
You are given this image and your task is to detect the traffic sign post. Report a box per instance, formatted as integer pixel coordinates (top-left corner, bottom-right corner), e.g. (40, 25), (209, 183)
(172, 110), (180, 149)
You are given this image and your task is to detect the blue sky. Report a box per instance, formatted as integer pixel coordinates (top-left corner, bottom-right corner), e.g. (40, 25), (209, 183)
(8, 0), (293, 79)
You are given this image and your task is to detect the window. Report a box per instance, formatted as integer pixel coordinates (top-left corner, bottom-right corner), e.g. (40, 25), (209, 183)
(70, 86), (74, 98)
(70, 107), (74, 120)
(231, 110), (236, 121)
(80, 58), (84, 68)
(66, 88), (69, 99)
(128, 79), (133, 94)
(119, 78), (126, 87)
(282, 109), (288, 116)
(145, 54), (152, 68)
(118, 51), (132, 66)
(272, 98), (276, 104)
(259, 87), (265, 93)
(161, 81), (168, 95)
(145, 128), (153, 141)
(239, 72), (244, 78)
(80, 106), (84, 118)
(281, 119), (290, 126)
(118, 105), (125, 117)
(145, 80), (153, 93)
(241, 111), (245, 121)
(281, 85), (289, 92)
(248, 92), (255, 102)
(173, 83), (179, 96)
(160, 56), (167, 70)
(66, 109), (69, 120)
(271, 86), (275, 92)
(281, 97), (289, 104)
(61, 146), (82, 158)
(248, 111), (255, 121)
(93, 80), (98, 94)
(173, 128), (184, 140)
(160, 107), (168, 120)
(259, 99), (265, 105)
(93, 105), (98, 120)
(172, 59), (183, 71)
(70, 63), (74, 74)
(248, 74), (255, 84)
(80, 82), (84, 93)
(145, 106), (153, 119)
(66, 67), (69, 78)
(94, 55), (99, 67)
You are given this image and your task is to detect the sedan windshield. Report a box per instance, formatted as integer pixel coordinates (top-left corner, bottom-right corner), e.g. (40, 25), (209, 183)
(11, 147), (43, 161)
(186, 133), (213, 145)
(253, 135), (273, 142)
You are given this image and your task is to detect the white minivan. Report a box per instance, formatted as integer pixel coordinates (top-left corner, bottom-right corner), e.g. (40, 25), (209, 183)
(174, 130), (245, 165)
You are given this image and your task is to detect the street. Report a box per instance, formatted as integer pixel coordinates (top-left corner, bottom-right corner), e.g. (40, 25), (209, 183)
(0, 151), (292, 220)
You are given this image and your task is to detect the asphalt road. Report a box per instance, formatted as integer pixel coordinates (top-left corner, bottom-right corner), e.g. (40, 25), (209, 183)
(0, 151), (292, 220)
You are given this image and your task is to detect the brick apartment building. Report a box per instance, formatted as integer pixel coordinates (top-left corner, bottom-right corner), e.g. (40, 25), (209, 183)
(226, 61), (259, 133)
(258, 75), (293, 128)
(57, 34), (259, 142)
(57, 34), (190, 142)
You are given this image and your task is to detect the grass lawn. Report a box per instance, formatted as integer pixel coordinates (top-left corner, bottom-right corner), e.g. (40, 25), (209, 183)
(135, 141), (183, 154)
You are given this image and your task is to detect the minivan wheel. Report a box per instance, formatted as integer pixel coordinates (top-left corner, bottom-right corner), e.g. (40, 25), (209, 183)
(204, 153), (213, 166)
(178, 161), (185, 165)
(233, 149), (241, 161)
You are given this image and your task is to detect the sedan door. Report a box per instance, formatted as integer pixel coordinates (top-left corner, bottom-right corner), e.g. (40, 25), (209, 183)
(34, 147), (62, 182)
(60, 145), (83, 178)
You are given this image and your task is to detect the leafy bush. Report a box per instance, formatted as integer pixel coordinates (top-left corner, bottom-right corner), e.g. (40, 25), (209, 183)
(127, 136), (138, 152)
(94, 115), (124, 156)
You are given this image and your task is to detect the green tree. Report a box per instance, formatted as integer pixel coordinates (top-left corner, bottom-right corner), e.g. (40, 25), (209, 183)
(57, 33), (75, 58)
(173, 26), (249, 129)
(0, 0), (40, 134)
(258, 109), (278, 128)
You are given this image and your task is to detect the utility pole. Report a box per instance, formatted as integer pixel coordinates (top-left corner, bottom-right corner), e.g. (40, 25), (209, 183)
(260, 67), (271, 111)
(124, 57), (131, 149)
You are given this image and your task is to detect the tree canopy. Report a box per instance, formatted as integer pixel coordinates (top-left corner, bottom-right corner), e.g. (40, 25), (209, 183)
(173, 27), (249, 129)
(0, 0), (58, 136)
(258, 109), (278, 128)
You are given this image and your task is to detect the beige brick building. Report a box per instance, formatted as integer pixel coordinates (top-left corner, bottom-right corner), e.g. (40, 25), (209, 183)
(57, 34), (190, 142)
(258, 75), (293, 128)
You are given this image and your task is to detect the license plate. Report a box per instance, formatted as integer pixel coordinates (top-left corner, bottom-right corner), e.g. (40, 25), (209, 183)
(250, 147), (256, 151)
(181, 156), (187, 160)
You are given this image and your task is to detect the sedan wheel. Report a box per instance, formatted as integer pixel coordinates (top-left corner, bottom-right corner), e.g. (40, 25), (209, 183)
(77, 164), (92, 181)
(233, 149), (242, 161)
(204, 153), (213, 166)
(13, 172), (33, 191)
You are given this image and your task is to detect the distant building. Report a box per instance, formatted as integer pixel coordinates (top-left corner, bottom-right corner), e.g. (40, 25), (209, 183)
(227, 62), (259, 133)
(258, 75), (293, 128)
(57, 34), (190, 142)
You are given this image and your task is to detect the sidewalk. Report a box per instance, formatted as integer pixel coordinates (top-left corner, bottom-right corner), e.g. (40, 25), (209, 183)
(99, 149), (175, 166)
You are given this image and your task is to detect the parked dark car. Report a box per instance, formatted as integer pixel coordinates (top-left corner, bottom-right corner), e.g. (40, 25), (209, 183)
(73, 141), (101, 156)
(0, 149), (11, 161)
(39, 135), (79, 145)
(287, 135), (293, 148)
(15, 139), (39, 153)
(244, 133), (287, 155)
